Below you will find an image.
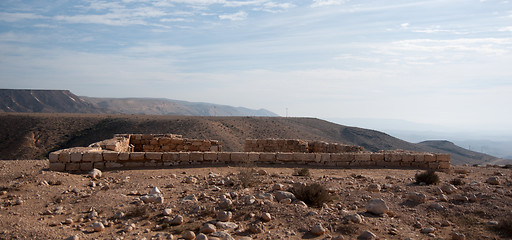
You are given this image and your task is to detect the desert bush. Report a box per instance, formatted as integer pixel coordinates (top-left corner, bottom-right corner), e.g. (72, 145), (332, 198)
(495, 215), (512, 237)
(415, 170), (440, 185)
(291, 182), (332, 207)
(293, 168), (311, 177)
(125, 205), (150, 219)
(238, 168), (258, 188)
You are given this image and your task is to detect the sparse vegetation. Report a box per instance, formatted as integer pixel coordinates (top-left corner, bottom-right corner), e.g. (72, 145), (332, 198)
(291, 182), (332, 207)
(495, 215), (512, 237)
(293, 168), (311, 177)
(415, 170), (440, 185)
(125, 205), (150, 219)
(238, 168), (259, 188)
(450, 178), (466, 186)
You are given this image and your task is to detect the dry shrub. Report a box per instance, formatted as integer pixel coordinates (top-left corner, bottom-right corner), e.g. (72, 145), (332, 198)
(291, 182), (332, 208)
(125, 205), (150, 219)
(495, 215), (512, 237)
(450, 178), (466, 186)
(415, 170), (440, 185)
(238, 168), (258, 188)
(293, 168), (311, 177)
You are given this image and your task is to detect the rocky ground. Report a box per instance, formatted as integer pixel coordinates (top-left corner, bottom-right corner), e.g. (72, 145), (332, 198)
(1, 160), (511, 240)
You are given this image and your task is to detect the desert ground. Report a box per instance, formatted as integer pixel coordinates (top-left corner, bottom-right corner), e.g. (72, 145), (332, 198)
(0, 160), (511, 240)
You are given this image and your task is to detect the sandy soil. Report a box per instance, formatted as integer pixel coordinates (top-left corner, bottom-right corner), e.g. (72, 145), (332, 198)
(0, 160), (511, 240)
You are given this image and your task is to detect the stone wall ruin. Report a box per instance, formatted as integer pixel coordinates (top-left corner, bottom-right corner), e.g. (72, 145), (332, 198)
(48, 134), (450, 172)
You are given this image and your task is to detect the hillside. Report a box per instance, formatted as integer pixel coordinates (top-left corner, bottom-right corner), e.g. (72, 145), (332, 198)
(418, 140), (508, 166)
(0, 89), (277, 117)
(0, 113), (503, 165)
(0, 89), (105, 113)
(83, 97), (277, 117)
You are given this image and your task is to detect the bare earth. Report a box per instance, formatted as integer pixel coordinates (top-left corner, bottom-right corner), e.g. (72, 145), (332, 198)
(1, 160), (511, 240)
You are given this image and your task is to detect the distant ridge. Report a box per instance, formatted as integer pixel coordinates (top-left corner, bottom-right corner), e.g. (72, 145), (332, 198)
(0, 89), (105, 113)
(0, 89), (277, 117)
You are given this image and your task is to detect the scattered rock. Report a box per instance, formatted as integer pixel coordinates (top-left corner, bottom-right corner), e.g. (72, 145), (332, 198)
(486, 176), (501, 185)
(453, 194), (469, 202)
(140, 193), (164, 204)
(171, 215), (184, 225)
(185, 176), (198, 184)
(248, 222), (264, 234)
(367, 184), (381, 192)
(421, 227), (436, 234)
(487, 220), (499, 226)
(261, 212), (272, 222)
(65, 235), (79, 240)
(217, 211), (232, 222)
(408, 192), (427, 203)
(163, 208), (172, 216)
(88, 169), (102, 179)
(257, 169), (268, 175)
(64, 218), (73, 225)
(216, 221), (238, 230)
(451, 232), (466, 240)
(181, 194), (197, 202)
(211, 231), (236, 240)
(365, 198), (389, 215)
(274, 191), (295, 202)
(428, 203), (445, 211)
(345, 213), (363, 223)
(310, 223), (326, 236)
(219, 198), (233, 209)
(441, 184), (458, 194)
(272, 183), (284, 191)
(357, 230), (377, 240)
(92, 222), (105, 232)
(196, 233), (208, 240)
(182, 230), (196, 240)
(200, 223), (216, 234)
(279, 198), (292, 204)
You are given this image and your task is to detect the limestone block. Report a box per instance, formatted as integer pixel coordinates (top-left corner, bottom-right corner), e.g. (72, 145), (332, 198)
(276, 153), (293, 161)
(179, 153), (190, 162)
(189, 152), (204, 162)
(354, 153), (371, 162)
(49, 162), (66, 171)
(231, 152), (249, 162)
(102, 151), (118, 161)
(436, 154), (450, 162)
(159, 137), (172, 145)
(124, 161), (144, 168)
(428, 162), (440, 169)
(204, 152), (218, 161)
(402, 154), (415, 162)
(58, 152), (71, 163)
(330, 154), (343, 162)
(49, 152), (59, 163)
(80, 162), (94, 171)
(400, 162), (412, 167)
(118, 152), (130, 161)
(371, 153), (384, 161)
(93, 162), (105, 170)
(144, 160), (160, 167)
(385, 154), (402, 162)
(340, 153), (355, 162)
(320, 153), (331, 162)
(129, 152), (145, 161)
(70, 152), (83, 162)
(105, 162), (123, 169)
(163, 152), (179, 162)
(260, 153), (276, 162)
(424, 154), (436, 162)
(439, 162), (450, 169)
(414, 154), (425, 162)
(83, 151), (103, 162)
(66, 163), (80, 171)
(303, 153), (316, 162)
(146, 152), (163, 161)
(248, 152), (260, 162)
(411, 162), (429, 169)
(218, 153), (231, 162)
(336, 162), (350, 167)
(292, 153), (307, 161)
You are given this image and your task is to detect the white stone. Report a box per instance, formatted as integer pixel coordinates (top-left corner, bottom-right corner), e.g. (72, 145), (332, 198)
(311, 223), (325, 236)
(408, 192), (427, 203)
(88, 169), (102, 179)
(365, 199), (389, 215)
(92, 222), (105, 232)
(261, 212), (272, 222)
(217, 211), (232, 222)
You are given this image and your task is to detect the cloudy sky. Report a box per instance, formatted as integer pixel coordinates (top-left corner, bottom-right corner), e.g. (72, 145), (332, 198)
(1, 0), (511, 132)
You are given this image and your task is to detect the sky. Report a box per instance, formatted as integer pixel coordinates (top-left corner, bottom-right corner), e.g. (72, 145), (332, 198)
(1, 0), (511, 133)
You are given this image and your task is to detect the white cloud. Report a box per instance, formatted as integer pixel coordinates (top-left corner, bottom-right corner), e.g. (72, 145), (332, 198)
(54, 14), (146, 26)
(400, 22), (409, 28)
(311, 0), (346, 8)
(219, 11), (247, 20)
(0, 12), (45, 22)
(499, 26), (512, 32)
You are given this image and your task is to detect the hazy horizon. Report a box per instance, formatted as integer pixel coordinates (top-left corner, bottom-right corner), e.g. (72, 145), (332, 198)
(1, 0), (511, 133)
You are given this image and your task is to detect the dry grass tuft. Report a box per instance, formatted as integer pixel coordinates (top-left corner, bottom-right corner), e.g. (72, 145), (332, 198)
(415, 170), (440, 185)
(293, 168), (311, 177)
(291, 182), (332, 208)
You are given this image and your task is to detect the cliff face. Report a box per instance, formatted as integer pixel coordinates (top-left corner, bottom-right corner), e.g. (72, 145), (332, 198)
(0, 89), (106, 113)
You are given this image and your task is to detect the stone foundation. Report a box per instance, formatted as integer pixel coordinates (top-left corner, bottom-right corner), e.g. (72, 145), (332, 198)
(244, 139), (364, 153)
(48, 134), (450, 172)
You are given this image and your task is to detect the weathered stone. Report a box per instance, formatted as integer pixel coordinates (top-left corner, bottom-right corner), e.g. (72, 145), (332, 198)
(421, 227), (436, 234)
(182, 230), (196, 240)
(216, 221), (238, 230)
(486, 176), (501, 185)
(217, 211), (232, 222)
(163, 208), (172, 216)
(345, 213), (363, 223)
(367, 184), (381, 192)
(310, 223), (326, 236)
(200, 223), (216, 234)
(452, 232), (466, 240)
(171, 215), (184, 225)
(441, 184), (458, 194)
(261, 212), (272, 222)
(92, 222), (105, 232)
(196, 233), (209, 240)
(408, 192), (427, 203)
(365, 199), (389, 215)
(274, 191), (295, 202)
(248, 222), (264, 234)
(211, 231), (236, 240)
(357, 230), (377, 240)
(140, 193), (164, 203)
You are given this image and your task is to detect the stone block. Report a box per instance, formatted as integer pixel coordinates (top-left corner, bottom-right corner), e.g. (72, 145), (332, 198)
(93, 162), (105, 170)
(130, 152), (145, 161)
(260, 153), (276, 162)
(385, 154), (402, 162)
(276, 153), (293, 161)
(58, 152), (71, 163)
(163, 152), (179, 162)
(292, 153), (307, 162)
(80, 162), (94, 171)
(320, 153), (331, 162)
(436, 154), (450, 162)
(248, 152), (260, 162)
(102, 151), (118, 161)
(424, 154), (436, 162)
(371, 153), (384, 161)
(189, 152), (204, 161)
(218, 153), (231, 162)
(65, 163), (80, 171)
(49, 152), (59, 163)
(49, 162), (66, 171)
(204, 152), (218, 161)
(124, 161), (145, 168)
(303, 153), (316, 162)
(83, 151), (103, 162)
(414, 154), (424, 162)
(105, 162), (123, 168)
(70, 152), (83, 162)
(231, 152), (249, 162)
(354, 153), (371, 161)
(402, 154), (414, 162)
(118, 152), (130, 161)
(146, 152), (163, 161)
(179, 152), (190, 162)
(144, 160), (160, 167)
(439, 162), (450, 169)
(336, 162), (350, 167)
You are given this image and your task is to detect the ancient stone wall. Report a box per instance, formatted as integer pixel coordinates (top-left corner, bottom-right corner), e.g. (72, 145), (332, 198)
(48, 134), (450, 172)
(244, 139), (364, 153)
(116, 134), (222, 152)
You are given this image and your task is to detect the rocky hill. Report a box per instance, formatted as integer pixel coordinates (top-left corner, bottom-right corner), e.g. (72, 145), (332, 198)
(0, 89), (277, 117)
(0, 113), (503, 165)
